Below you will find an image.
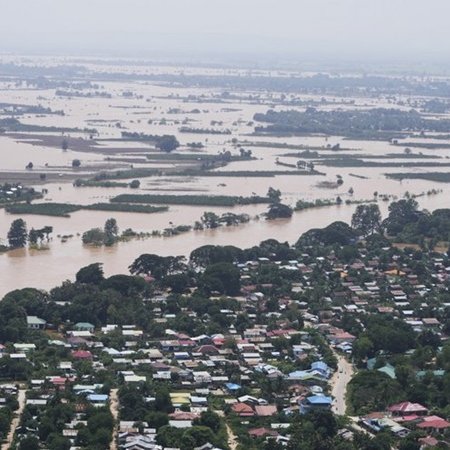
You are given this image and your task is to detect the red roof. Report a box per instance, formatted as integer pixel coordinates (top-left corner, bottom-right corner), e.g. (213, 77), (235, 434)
(195, 345), (220, 355)
(232, 402), (255, 416)
(388, 401), (428, 414)
(169, 411), (200, 420)
(71, 350), (93, 360)
(255, 405), (278, 417)
(418, 436), (439, 446)
(417, 416), (450, 429)
(248, 427), (279, 438)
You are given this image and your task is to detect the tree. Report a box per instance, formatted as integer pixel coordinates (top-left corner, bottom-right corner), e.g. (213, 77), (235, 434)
(76, 263), (104, 284)
(200, 262), (240, 295)
(28, 228), (39, 245)
(189, 245), (243, 268)
(352, 336), (374, 362)
(82, 228), (106, 246)
(348, 371), (404, 414)
(383, 198), (420, 235)
(201, 211), (220, 229)
(18, 436), (40, 450)
(129, 254), (165, 278)
(7, 219), (28, 248)
(267, 187), (281, 204)
(156, 135), (179, 152)
(266, 203), (293, 220)
(163, 274), (190, 294)
(129, 179), (140, 189)
(193, 411), (221, 433)
(25, 162), (33, 170)
(351, 204), (382, 236)
(104, 218), (119, 246)
(48, 434), (71, 450)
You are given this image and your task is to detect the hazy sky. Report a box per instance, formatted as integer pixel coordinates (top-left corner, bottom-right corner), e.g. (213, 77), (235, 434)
(1, 0), (450, 62)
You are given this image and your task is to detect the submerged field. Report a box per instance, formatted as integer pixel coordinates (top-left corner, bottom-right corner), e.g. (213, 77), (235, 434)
(1, 56), (450, 293)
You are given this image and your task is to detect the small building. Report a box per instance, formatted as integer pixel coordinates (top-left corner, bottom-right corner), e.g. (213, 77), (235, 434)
(299, 395), (332, 414)
(26, 316), (47, 330)
(74, 322), (95, 332)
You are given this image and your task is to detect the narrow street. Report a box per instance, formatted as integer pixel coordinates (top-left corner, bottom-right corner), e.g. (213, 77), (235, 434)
(330, 352), (354, 415)
(2, 388), (26, 450)
(215, 410), (238, 450)
(225, 422), (238, 450)
(109, 388), (119, 450)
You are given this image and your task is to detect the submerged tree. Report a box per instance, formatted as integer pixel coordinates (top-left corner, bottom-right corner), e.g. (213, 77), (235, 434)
(7, 219), (28, 248)
(104, 218), (119, 246)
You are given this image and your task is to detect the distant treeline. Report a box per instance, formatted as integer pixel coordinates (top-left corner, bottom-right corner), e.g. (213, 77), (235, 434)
(253, 108), (450, 139)
(111, 194), (271, 207)
(5, 202), (168, 217)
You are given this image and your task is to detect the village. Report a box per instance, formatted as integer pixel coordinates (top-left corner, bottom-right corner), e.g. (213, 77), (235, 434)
(0, 201), (449, 450)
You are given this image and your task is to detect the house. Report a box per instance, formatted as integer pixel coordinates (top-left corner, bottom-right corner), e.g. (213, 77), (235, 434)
(254, 405), (278, 417)
(299, 395), (332, 414)
(74, 322), (95, 332)
(86, 394), (109, 406)
(26, 316), (47, 330)
(388, 402), (428, 416)
(248, 428), (279, 438)
(377, 363), (396, 379)
(232, 402), (255, 417)
(417, 416), (450, 431)
(71, 350), (93, 360)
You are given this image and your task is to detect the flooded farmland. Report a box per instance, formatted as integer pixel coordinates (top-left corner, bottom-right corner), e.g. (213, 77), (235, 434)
(1, 56), (450, 295)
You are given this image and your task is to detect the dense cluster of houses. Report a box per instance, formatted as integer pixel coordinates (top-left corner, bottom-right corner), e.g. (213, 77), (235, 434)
(1, 245), (449, 449)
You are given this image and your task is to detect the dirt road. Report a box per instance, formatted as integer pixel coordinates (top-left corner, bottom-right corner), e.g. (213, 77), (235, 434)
(109, 388), (119, 450)
(2, 388), (26, 450)
(330, 352), (354, 415)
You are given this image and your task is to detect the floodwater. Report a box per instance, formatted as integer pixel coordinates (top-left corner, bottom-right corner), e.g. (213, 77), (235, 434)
(0, 57), (450, 296)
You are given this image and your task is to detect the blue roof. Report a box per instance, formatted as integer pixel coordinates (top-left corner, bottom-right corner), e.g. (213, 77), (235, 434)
(225, 383), (241, 390)
(87, 394), (108, 402)
(311, 361), (329, 371)
(306, 395), (332, 405)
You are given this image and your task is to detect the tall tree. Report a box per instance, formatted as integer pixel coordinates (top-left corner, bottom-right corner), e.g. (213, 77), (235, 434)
(104, 218), (119, 245)
(76, 263), (104, 284)
(351, 204), (382, 236)
(267, 187), (281, 204)
(7, 218), (28, 248)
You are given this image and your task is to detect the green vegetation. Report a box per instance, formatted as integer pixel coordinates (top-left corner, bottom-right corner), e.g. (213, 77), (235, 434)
(0, 183), (43, 205)
(82, 218), (119, 246)
(179, 126), (231, 135)
(282, 150), (439, 159)
(121, 132), (180, 152)
(84, 203), (168, 214)
(348, 371), (404, 415)
(7, 218), (28, 248)
(111, 193), (271, 207)
(254, 108), (450, 139)
(386, 172), (450, 182)
(5, 203), (80, 217)
(351, 204), (382, 236)
(295, 198), (340, 211)
(73, 179), (129, 188)
(318, 159), (450, 168)
(0, 117), (95, 134)
(266, 203), (293, 220)
(5, 202), (168, 217)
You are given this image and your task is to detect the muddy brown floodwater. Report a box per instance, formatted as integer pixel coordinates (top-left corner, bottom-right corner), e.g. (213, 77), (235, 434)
(0, 57), (449, 296)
